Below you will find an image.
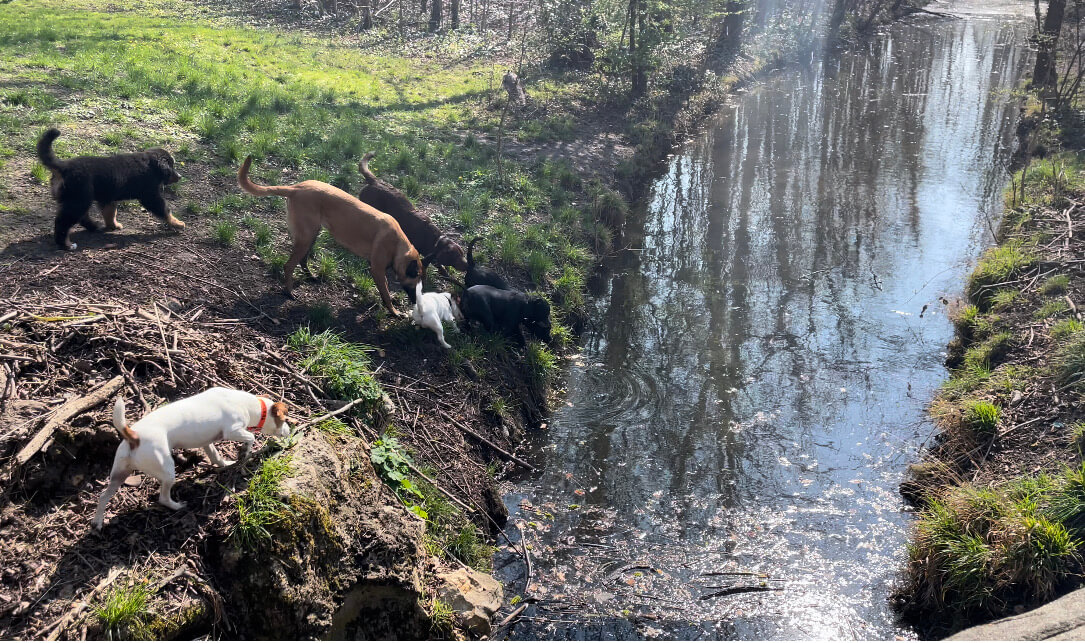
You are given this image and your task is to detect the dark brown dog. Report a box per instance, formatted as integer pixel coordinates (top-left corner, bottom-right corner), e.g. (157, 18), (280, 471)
(358, 152), (468, 274)
(36, 128), (184, 250)
(238, 156), (423, 316)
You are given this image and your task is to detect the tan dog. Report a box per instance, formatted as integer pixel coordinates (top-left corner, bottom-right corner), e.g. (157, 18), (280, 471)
(238, 156), (423, 316)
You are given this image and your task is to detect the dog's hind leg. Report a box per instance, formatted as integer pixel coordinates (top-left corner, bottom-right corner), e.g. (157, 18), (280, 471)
(54, 200), (91, 251)
(101, 202), (122, 231)
(140, 193), (185, 230)
(92, 467), (129, 529)
(151, 455), (186, 511)
(301, 236), (319, 279)
(203, 444), (234, 468)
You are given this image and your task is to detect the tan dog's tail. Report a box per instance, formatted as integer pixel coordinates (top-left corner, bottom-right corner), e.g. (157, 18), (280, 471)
(238, 155), (295, 197)
(112, 396), (140, 449)
(359, 151), (378, 184)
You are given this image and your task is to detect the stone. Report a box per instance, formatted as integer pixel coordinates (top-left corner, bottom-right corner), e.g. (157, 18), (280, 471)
(947, 588), (1085, 640)
(436, 568), (503, 636)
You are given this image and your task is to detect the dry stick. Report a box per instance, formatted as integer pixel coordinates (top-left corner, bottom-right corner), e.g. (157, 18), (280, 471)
(699, 585), (783, 601)
(14, 375), (125, 466)
(438, 408), (536, 471)
(40, 566), (124, 640)
(152, 303), (176, 383)
(0, 310), (20, 324)
(298, 396), (372, 430)
(403, 460), (476, 515)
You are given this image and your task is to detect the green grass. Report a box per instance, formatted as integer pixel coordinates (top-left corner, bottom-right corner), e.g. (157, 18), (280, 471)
(212, 220), (237, 246)
(902, 465), (1085, 623)
(316, 417), (354, 439)
(1051, 318), (1084, 339)
(525, 340), (558, 388)
(426, 596), (456, 638)
(288, 327), (383, 412)
(1055, 330), (1085, 389)
(231, 453), (294, 549)
(305, 302), (336, 328)
(94, 580), (152, 640)
(1035, 298), (1070, 319)
(967, 241), (1036, 310)
(989, 288), (1019, 312)
(963, 400), (1000, 436)
(1040, 274), (1070, 296)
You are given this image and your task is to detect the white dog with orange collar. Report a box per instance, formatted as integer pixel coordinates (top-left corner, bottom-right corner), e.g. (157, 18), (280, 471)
(92, 387), (291, 530)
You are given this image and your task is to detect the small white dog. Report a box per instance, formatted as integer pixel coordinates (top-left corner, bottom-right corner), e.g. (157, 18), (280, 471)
(411, 281), (463, 349)
(92, 387), (291, 530)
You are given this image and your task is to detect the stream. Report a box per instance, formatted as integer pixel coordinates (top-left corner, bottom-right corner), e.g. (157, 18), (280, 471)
(495, 2), (1032, 639)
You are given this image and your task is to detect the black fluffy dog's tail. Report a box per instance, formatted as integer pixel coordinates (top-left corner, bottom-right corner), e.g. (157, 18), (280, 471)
(36, 128), (62, 171)
(466, 236), (482, 269)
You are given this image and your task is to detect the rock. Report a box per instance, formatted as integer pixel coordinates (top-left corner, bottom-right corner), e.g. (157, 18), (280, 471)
(436, 568), (503, 635)
(947, 587), (1085, 640)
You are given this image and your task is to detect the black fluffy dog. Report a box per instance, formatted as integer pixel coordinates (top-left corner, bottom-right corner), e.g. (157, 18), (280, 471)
(460, 285), (551, 345)
(37, 128), (184, 250)
(464, 237), (511, 290)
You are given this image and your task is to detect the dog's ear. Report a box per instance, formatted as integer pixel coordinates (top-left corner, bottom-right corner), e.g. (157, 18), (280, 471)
(271, 402), (288, 423)
(151, 150), (181, 184)
(421, 249), (439, 269)
(406, 257), (423, 278)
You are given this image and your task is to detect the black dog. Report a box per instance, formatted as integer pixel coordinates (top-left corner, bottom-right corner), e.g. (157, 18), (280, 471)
(464, 237), (511, 290)
(460, 285), (551, 345)
(37, 128), (184, 250)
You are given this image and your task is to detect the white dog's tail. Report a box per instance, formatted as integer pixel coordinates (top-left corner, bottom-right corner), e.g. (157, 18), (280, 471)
(112, 396), (140, 449)
(413, 281), (427, 319)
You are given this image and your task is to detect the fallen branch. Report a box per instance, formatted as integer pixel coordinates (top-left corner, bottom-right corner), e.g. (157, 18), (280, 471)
(15, 375), (125, 466)
(438, 409), (536, 471)
(298, 396), (372, 430)
(699, 585), (783, 600)
(403, 460), (476, 515)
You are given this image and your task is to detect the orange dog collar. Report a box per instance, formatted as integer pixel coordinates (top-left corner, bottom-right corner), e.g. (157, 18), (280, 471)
(248, 398), (267, 433)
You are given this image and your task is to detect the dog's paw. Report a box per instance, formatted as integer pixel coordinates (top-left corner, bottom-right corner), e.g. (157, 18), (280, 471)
(91, 520), (104, 531)
(220, 459), (236, 468)
(167, 216), (186, 230)
(104, 222), (124, 231)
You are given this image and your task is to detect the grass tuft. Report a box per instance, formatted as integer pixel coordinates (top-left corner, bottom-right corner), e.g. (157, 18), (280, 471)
(231, 454), (294, 550)
(967, 241), (1036, 310)
(94, 580), (151, 640)
(212, 220), (237, 246)
(288, 327), (383, 412)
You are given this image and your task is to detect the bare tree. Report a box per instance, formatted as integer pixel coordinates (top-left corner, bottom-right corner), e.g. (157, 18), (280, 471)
(1035, 0), (1068, 91)
(451, 0), (461, 28)
(429, 0), (442, 30)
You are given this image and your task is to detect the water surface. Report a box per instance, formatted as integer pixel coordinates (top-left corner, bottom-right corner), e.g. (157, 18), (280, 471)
(497, 9), (1031, 639)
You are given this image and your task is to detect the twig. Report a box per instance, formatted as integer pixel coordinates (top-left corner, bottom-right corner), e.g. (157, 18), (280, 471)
(699, 585), (783, 600)
(298, 396), (372, 430)
(152, 303), (176, 383)
(439, 409), (536, 471)
(403, 460), (476, 515)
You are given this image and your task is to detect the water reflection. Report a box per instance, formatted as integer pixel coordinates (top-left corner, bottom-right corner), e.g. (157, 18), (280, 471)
(498, 14), (1030, 641)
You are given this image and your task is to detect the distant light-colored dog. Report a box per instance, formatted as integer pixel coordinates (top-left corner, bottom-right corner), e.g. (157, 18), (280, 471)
(238, 155), (423, 316)
(411, 281), (462, 349)
(92, 387), (291, 530)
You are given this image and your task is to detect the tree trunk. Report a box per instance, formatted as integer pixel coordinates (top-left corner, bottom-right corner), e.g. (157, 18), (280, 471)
(420, 0), (427, 15)
(826, 0), (847, 46)
(451, 0), (461, 28)
(1034, 0), (1068, 90)
(429, 0), (442, 30)
(360, 0), (372, 28)
(629, 0), (647, 97)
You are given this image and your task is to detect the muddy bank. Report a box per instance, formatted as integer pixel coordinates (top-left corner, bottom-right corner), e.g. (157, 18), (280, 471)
(895, 107), (1085, 636)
